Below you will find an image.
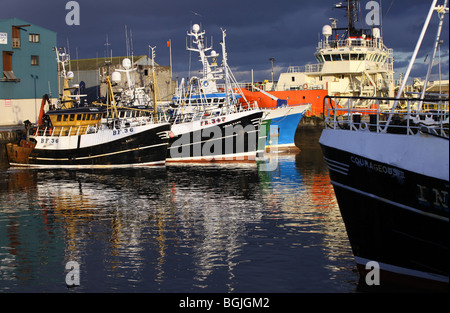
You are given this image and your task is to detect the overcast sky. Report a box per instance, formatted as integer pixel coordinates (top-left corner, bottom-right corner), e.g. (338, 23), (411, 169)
(1, 0), (449, 83)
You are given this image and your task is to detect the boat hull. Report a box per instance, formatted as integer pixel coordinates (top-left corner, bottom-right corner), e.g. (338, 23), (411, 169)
(167, 110), (264, 162)
(240, 88), (328, 117)
(319, 129), (449, 291)
(7, 123), (171, 168)
(262, 104), (311, 151)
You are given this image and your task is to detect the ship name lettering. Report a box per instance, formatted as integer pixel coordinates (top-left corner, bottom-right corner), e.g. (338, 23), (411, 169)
(113, 128), (133, 136)
(41, 138), (59, 144)
(416, 184), (449, 212)
(201, 117), (226, 127)
(350, 156), (405, 181)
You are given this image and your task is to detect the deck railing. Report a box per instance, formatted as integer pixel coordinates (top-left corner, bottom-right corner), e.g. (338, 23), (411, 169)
(324, 95), (449, 138)
(34, 124), (100, 137)
(169, 99), (260, 125)
(317, 37), (392, 53)
(33, 113), (168, 138)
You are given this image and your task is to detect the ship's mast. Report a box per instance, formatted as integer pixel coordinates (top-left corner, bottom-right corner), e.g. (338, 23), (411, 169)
(55, 47), (75, 109)
(149, 45), (158, 118)
(186, 24), (220, 93)
(333, 0), (362, 38)
(187, 25), (212, 81)
(220, 28), (230, 113)
(347, 0), (360, 37)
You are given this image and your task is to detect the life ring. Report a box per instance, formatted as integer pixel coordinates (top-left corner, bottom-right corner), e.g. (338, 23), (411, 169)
(302, 83), (308, 90)
(203, 81), (209, 87)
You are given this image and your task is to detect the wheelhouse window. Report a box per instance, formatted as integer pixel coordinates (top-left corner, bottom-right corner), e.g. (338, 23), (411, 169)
(332, 54), (342, 61)
(315, 54), (324, 63)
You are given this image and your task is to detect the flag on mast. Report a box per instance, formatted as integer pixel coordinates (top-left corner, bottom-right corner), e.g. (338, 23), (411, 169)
(168, 39), (172, 79)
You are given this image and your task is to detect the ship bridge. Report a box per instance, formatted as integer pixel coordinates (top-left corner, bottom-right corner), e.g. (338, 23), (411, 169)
(274, 0), (395, 100)
(276, 27), (394, 99)
(314, 35), (394, 75)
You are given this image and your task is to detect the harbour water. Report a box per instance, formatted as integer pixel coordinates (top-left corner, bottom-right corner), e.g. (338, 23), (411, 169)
(0, 130), (359, 293)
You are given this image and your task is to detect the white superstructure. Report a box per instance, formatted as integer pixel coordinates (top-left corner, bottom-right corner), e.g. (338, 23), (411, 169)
(275, 1), (395, 100)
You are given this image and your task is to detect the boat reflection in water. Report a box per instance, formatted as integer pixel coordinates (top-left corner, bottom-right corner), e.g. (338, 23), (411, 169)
(0, 144), (357, 292)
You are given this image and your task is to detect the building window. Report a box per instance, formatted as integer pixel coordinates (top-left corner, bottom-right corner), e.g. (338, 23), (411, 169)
(31, 55), (39, 66)
(29, 33), (40, 43)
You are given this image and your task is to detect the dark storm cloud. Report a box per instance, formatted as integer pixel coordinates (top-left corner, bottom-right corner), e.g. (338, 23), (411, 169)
(1, 0), (448, 81)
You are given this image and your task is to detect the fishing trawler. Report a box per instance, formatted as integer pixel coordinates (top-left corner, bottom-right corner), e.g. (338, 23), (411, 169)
(166, 25), (264, 162)
(6, 49), (171, 168)
(319, 0), (449, 291)
(241, 0), (395, 128)
(170, 24), (310, 152)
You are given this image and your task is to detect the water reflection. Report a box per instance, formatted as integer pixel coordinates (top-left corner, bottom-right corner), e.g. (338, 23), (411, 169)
(0, 144), (357, 292)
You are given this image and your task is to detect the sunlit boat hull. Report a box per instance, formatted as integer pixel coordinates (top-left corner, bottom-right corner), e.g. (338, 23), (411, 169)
(7, 123), (171, 168)
(320, 129), (449, 291)
(262, 104), (311, 151)
(167, 110), (264, 162)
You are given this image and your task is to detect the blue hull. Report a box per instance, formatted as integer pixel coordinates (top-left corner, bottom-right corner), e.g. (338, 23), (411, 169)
(266, 111), (306, 149)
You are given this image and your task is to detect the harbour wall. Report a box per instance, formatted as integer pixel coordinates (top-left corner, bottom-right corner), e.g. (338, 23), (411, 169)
(295, 120), (323, 150)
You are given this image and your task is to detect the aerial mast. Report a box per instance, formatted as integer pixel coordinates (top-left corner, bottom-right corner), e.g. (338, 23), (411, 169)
(149, 45), (158, 119)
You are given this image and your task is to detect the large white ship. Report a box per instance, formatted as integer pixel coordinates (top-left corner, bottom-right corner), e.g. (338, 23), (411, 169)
(242, 0), (397, 120)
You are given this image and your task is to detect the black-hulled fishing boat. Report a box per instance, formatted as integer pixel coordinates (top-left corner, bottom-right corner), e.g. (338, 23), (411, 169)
(166, 25), (264, 162)
(6, 50), (170, 168)
(320, 96), (448, 290)
(319, 0), (449, 291)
